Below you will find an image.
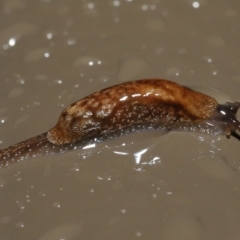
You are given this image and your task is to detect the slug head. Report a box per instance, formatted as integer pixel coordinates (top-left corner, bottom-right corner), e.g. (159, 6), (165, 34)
(209, 102), (240, 137)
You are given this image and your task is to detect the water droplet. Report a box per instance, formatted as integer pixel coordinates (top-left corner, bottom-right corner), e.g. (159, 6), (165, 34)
(44, 52), (50, 58)
(67, 39), (76, 45)
(20, 206), (25, 211)
(120, 209), (126, 213)
(46, 32), (53, 39)
(192, 2), (200, 8)
(54, 79), (63, 84)
(113, 0), (120, 7)
(8, 37), (16, 47)
(53, 202), (61, 208)
(88, 3), (94, 9)
(136, 231), (142, 237)
(16, 222), (25, 228)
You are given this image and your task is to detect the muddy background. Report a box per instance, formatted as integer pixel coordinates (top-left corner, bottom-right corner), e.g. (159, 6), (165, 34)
(1, 0), (240, 239)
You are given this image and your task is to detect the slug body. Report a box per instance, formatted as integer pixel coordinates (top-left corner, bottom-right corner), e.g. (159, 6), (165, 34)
(1, 79), (240, 168)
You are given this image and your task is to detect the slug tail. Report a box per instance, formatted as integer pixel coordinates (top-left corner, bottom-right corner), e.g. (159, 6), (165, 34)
(0, 133), (49, 169)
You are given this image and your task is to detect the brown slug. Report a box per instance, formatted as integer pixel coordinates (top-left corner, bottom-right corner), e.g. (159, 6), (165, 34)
(0, 79), (240, 168)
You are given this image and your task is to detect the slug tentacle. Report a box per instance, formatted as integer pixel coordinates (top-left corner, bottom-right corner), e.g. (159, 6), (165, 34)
(207, 102), (240, 137)
(0, 79), (239, 168)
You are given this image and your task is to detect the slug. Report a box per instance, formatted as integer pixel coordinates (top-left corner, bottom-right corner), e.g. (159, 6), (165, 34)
(0, 79), (240, 168)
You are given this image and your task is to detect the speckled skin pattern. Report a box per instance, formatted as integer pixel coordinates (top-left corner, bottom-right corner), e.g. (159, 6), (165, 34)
(47, 79), (218, 144)
(1, 79), (240, 167)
